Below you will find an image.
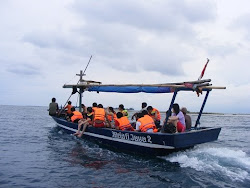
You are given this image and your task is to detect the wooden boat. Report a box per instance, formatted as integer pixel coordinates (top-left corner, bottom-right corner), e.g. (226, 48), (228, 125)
(51, 70), (226, 156)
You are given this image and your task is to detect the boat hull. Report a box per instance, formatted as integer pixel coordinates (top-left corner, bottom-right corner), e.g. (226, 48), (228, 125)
(52, 117), (221, 156)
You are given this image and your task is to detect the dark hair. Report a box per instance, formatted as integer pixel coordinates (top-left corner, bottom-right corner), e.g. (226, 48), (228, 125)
(71, 107), (75, 111)
(116, 112), (123, 118)
(81, 104), (85, 107)
(142, 110), (148, 115)
(119, 104), (125, 110)
(92, 102), (97, 107)
(142, 102), (147, 108)
(137, 113), (144, 118)
(165, 122), (176, 133)
(87, 107), (93, 113)
(173, 103), (180, 114)
(109, 107), (115, 113)
(147, 106), (153, 111)
(68, 101), (72, 105)
(98, 104), (103, 108)
(52, 98), (56, 102)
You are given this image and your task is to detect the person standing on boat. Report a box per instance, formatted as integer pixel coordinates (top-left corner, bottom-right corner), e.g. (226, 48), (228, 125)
(93, 104), (111, 128)
(168, 103), (186, 132)
(49, 97), (59, 116)
(147, 106), (161, 129)
(131, 102), (147, 120)
(69, 107), (83, 123)
(64, 101), (73, 115)
(115, 112), (134, 131)
(135, 111), (158, 133)
(181, 107), (192, 131)
(74, 107), (93, 137)
(119, 104), (129, 118)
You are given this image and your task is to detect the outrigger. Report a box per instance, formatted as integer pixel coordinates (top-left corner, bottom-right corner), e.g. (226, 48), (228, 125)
(51, 68), (226, 156)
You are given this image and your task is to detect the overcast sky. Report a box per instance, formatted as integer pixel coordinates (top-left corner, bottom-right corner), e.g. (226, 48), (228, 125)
(0, 0), (250, 114)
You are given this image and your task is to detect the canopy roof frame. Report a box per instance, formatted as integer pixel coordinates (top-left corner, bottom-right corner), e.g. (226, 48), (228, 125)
(63, 70), (226, 131)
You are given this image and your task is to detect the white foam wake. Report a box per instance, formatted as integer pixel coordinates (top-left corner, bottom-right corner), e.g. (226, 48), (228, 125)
(164, 146), (250, 182)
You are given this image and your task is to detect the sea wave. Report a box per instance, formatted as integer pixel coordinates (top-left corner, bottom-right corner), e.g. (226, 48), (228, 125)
(162, 146), (250, 182)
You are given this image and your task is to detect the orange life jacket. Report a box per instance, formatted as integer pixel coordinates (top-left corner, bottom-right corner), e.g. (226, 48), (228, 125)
(149, 108), (161, 120)
(94, 108), (105, 121)
(65, 104), (73, 114)
(108, 112), (117, 122)
(92, 107), (98, 112)
(138, 115), (157, 132)
(116, 116), (133, 131)
(71, 111), (83, 122)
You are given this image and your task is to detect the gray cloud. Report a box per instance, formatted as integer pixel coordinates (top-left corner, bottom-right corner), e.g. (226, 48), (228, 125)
(22, 32), (79, 51)
(72, 0), (216, 32)
(7, 63), (41, 76)
(206, 43), (237, 57)
(69, 0), (216, 75)
(20, 0), (216, 77)
(21, 21), (191, 76)
(177, 1), (216, 23)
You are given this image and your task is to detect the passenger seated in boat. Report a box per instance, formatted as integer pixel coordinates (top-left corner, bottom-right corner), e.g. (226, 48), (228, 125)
(74, 107), (93, 137)
(67, 107), (83, 123)
(131, 102), (147, 120)
(92, 102), (98, 112)
(165, 122), (177, 133)
(106, 107), (117, 128)
(163, 111), (176, 133)
(163, 110), (171, 124)
(119, 104), (129, 118)
(115, 112), (134, 131)
(181, 107), (192, 131)
(81, 104), (87, 119)
(64, 101), (73, 115)
(93, 104), (111, 128)
(168, 103), (186, 133)
(135, 111), (158, 133)
(49, 97), (59, 116)
(147, 106), (161, 129)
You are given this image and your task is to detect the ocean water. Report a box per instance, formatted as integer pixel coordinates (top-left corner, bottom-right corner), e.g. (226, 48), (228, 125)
(0, 105), (249, 188)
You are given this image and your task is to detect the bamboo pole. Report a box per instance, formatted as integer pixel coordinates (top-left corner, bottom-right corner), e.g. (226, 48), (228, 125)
(63, 83), (226, 90)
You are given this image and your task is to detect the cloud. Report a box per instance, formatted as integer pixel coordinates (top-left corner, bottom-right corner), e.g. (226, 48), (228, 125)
(18, 0), (218, 77)
(22, 31), (80, 52)
(6, 63), (41, 76)
(231, 13), (250, 40)
(69, 0), (217, 75)
(72, 0), (216, 31)
(206, 43), (237, 57)
(0, 0), (249, 113)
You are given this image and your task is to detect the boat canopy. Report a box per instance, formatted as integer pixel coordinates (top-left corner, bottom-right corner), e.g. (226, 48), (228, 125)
(87, 85), (173, 93)
(63, 80), (225, 94)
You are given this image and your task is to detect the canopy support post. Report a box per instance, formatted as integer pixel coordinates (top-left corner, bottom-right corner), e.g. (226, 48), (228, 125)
(195, 90), (210, 128)
(79, 88), (82, 112)
(162, 89), (178, 132)
(76, 70), (85, 112)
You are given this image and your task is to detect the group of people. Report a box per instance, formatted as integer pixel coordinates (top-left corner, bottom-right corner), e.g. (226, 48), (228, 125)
(49, 98), (192, 137)
(164, 103), (192, 133)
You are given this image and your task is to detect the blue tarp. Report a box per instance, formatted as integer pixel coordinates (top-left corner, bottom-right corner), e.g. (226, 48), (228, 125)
(87, 86), (173, 93)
